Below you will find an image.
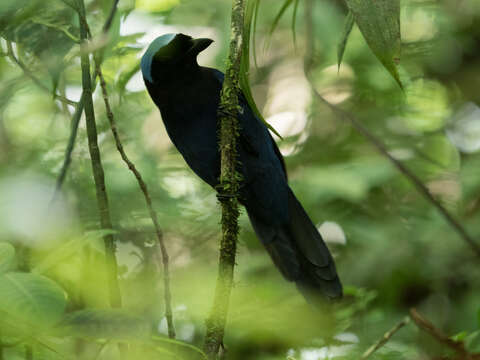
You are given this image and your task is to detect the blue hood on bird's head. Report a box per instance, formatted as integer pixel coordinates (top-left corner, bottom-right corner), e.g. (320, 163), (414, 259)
(141, 33), (213, 84)
(141, 33), (177, 83)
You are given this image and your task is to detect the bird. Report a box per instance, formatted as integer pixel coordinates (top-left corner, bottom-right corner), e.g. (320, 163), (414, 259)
(141, 33), (342, 301)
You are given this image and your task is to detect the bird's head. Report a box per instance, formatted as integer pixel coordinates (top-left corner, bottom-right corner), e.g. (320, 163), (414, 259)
(141, 33), (213, 84)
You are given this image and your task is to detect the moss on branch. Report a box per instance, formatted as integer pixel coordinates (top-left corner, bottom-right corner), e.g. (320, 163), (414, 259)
(203, 0), (246, 358)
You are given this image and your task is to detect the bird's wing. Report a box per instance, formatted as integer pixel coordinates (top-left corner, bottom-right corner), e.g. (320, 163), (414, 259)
(210, 68), (287, 178)
(209, 68), (289, 225)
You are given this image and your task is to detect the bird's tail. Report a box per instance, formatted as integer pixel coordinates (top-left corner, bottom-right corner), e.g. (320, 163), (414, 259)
(247, 188), (342, 302)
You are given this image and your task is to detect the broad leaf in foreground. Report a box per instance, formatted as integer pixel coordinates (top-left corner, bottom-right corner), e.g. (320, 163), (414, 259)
(0, 272), (66, 329)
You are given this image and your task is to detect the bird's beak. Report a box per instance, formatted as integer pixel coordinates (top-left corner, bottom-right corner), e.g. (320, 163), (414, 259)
(189, 38), (214, 54)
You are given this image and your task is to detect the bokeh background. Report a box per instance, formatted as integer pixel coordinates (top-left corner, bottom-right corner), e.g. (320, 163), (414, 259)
(0, 0), (480, 359)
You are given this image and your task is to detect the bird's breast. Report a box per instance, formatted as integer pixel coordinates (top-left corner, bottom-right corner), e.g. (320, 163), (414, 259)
(160, 96), (221, 187)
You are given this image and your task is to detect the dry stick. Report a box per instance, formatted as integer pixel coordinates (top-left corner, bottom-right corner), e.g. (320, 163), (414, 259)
(360, 316), (411, 359)
(203, 0), (246, 358)
(302, 0), (480, 259)
(409, 308), (467, 355)
(77, 0), (122, 308)
(94, 63), (176, 339)
(52, 0), (119, 199)
(5, 41), (77, 106)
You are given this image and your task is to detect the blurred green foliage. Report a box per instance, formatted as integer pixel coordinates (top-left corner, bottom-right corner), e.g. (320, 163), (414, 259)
(0, 0), (480, 359)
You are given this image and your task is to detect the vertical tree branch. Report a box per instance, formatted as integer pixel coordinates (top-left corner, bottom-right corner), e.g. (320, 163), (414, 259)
(77, 0), (122, 308)
(203, 0), (246, 358)
(52, 0), (120, 199)
(93, 61), (175, 338)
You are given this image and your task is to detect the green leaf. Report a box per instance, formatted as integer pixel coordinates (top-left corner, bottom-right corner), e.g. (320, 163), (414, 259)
(116, 62), (141, 94)
(268, 0), (293, 38)
(291, 0), (300, 48)
(32, 230), (115, 275)
(0, 272), (66, 329)
(1, 0), (78, 94)
(58, 309), (151, 340)
(296, 157), (396, 203)
(135, 0), (179, 13)
(151, 336), (208, 360)
(251, 0), (260, 68)
(345, 0), (402, 88)
(0, 242), (16, 274)
(337, 11), (355, 70)
(451, 331), (468, 342)
(242, 0), (282, 139)
(465, 330), (480, 353)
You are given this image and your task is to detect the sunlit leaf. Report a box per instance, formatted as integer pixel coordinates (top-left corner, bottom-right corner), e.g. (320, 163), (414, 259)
(337, 11), (354, 70)
(465, 330), (480, 353)
(403, 79), (451, 132)
(0, 272), (66, 329)
(451, 331), (468, 342)
(32, 230), (116, 275)
(136, 0), (179, 13)
(345, 0), (402, 88)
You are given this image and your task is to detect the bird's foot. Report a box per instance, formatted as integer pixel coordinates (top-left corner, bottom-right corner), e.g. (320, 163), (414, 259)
(215, 184), (238, 203)
(217, 106), (236, 119)
(216, 192), (236, 203)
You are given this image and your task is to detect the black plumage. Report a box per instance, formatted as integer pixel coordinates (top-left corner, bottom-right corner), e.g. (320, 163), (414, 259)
(141, 33), (342, 301)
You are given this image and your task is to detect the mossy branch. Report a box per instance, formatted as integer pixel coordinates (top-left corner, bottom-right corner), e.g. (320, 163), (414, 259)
(93, 59), (175, 339)
(203, 0), (246, 358)
(77, 0), (122, 308)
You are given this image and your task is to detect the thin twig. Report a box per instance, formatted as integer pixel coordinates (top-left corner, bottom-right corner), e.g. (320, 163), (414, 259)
(51, 94), (85, 205)
(409, 308), (466, 355)
(103, 0), (120, 32)
(52, 0), (120, 197)
(77, 0), (122, 308)
(5, 41), (77, 106)
(302, 0), (480, 259)
(203, 0), (246, 358)
(31, 19), (80, 43)
(313, 92), (480, 258)
(361, 316), (411, 359)
(93, 61), (175, 338)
